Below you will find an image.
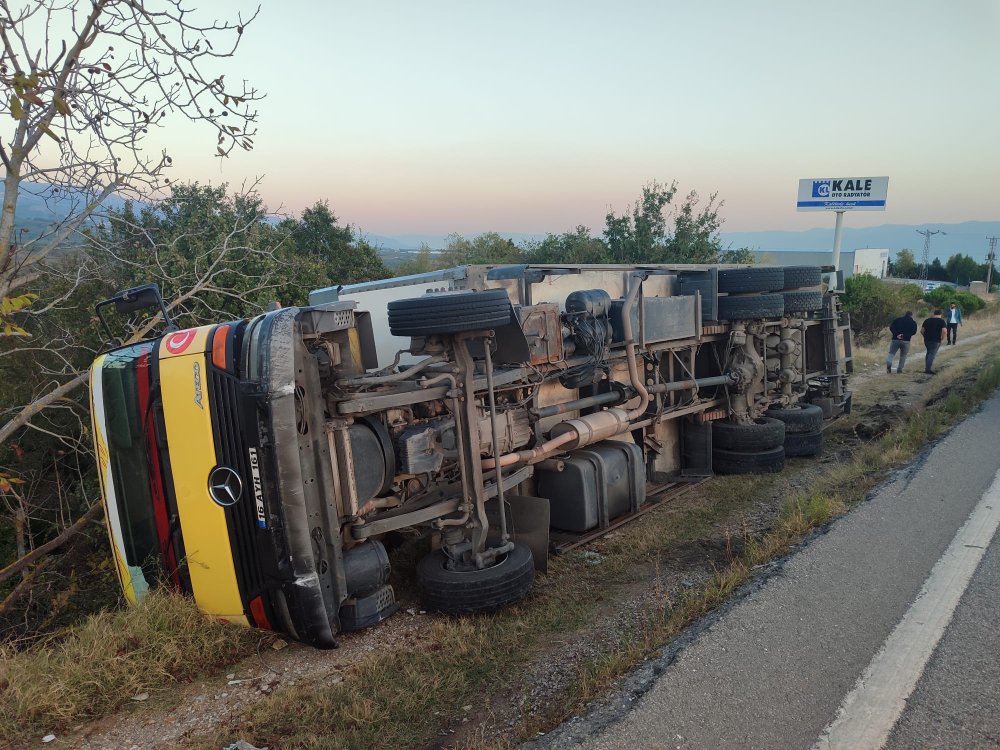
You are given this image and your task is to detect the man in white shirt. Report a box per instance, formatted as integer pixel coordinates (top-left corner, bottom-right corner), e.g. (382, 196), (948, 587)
(946, 302), (962, 345)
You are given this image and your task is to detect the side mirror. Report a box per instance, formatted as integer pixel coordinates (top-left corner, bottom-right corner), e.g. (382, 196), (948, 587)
(95, 284), (177, 347)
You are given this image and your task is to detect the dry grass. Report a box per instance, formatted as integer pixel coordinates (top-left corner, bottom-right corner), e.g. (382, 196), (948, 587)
(0, 590), (259, 747)
(853, 307), (1000, 370)
(187, 585), (598, 750)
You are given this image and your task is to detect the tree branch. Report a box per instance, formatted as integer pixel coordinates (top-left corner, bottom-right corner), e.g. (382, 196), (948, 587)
(0, 501), (101, 585)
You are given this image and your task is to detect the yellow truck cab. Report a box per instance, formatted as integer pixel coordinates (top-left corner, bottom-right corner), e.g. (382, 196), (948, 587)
(92, 288), (386, 648)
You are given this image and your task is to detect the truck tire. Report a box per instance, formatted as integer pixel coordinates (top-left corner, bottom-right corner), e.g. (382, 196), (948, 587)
(784, 429), (823, 457)
(781, 266), (822, 289)
(712, 446), (785, 475)
(417, 543), (535, 614)
(388, 289), (512, 337)
(717, 293), (784, 321)
(717, 267), (785, 294)
(781, 290), (824, 314)
(766, 403), (824, 434)
(678, 279), (713, 305)
(712, 417), (785, 451)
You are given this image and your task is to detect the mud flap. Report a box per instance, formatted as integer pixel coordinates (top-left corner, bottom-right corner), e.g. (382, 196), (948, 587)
(487, 494), (550, 574)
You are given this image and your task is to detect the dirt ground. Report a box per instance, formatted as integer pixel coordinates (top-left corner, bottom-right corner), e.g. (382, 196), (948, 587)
(45, 330), (1000, 750)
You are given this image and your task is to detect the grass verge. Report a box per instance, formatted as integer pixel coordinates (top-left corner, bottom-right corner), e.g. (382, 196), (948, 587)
(0, 590), (259, 747)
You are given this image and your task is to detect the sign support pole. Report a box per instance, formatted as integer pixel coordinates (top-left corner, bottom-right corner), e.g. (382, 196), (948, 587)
(831, 210), (845, 272)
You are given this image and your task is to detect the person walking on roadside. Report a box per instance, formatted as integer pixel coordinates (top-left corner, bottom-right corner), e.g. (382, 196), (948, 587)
(886, 311), (917, 373)
(946, 302), (962, 344)
(921, 309), (947, 374)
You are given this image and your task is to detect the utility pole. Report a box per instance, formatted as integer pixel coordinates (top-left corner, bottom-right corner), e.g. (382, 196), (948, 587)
(987, 236), (998, 293)
(916, 229), (945, 283)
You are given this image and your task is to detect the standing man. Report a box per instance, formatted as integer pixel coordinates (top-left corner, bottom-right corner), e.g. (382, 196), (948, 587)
(921, 309), (947, 374)
(886, 311), (918, 373)
(946, 301), (962, 344)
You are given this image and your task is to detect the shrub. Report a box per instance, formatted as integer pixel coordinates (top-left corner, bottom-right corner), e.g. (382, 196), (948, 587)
(842, 274), (900, 344)
(897, 283), (924, 306)
(924, 286), (985, 314)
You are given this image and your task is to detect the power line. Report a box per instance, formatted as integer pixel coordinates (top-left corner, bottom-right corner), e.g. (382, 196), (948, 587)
(987, 236), (998, 292)
(916, 229), (945, 282)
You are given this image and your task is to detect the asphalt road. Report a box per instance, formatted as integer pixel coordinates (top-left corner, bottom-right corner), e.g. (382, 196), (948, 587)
(533, 391), (1000, 750)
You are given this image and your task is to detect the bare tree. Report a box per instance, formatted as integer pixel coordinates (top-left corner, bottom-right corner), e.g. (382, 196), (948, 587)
(0, 0), (261, 300)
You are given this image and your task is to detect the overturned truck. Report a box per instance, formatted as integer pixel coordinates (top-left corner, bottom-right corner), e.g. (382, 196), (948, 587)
(90, 264), (852, 647)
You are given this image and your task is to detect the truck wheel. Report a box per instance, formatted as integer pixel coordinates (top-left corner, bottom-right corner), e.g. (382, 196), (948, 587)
(781, 290), (824, 314)
(388, 289), (512, 337)
(766, 403), (824, 434)
(717, 293), (784, 321)
(417, 543), (535, 614)
(712, 417), (785, 451)
(712, 446), (785, 475)
(784, 429), (823, 457)
(717, 267), (785, 294)
(781, 266), (822, 289)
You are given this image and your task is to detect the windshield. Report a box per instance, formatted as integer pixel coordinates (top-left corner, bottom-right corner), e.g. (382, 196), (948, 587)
(100, 342), (162, 582)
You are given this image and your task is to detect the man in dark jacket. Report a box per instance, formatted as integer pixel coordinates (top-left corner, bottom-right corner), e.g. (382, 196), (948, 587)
(886, 311), (918, 373)
(921, 309), (948, 374)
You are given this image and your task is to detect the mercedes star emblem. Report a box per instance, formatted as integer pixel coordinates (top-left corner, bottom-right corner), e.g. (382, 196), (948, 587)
(208, 466), (243, 507)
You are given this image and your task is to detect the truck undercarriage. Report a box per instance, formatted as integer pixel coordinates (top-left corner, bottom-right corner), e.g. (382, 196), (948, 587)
(92, 263), (852, 647)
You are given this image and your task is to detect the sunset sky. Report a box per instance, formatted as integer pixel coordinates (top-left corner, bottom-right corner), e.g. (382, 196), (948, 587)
(165, 0), (1000, 237)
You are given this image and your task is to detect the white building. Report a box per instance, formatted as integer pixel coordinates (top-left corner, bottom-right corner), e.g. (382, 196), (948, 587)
(851, 248), (890, 278)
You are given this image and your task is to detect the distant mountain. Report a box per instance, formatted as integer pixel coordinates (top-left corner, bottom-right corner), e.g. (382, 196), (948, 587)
(364, 221), (1000, 262)
(0, 185), (128, 240)
(718, 221), (1000, 262)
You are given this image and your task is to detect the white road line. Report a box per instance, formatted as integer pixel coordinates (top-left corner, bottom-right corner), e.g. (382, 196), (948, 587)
(814, 467), (1000, 750)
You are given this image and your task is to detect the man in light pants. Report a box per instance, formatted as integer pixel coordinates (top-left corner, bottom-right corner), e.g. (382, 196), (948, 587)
(886, 311), (917, 374)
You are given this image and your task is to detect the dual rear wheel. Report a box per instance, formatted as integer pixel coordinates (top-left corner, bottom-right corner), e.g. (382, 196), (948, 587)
(712, 403), (825, 474)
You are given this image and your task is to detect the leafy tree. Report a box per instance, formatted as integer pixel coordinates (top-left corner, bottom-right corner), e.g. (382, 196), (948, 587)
(525, 226), (611, 264)
(603, 181), (676, 264)
(98, 183), (329, 315)
(927, 258), (949, 281)
(719, 247), (755, 263)
(438, 232), (525, 267)
(944, 254), (980, 286)
(395, 243), (438, 276)
(890, 249), (918, 278)
(603, 183), (734, 264)
(976, 260), (999, 288)
(660, 191), (724, 263)
(279, 202), (388, 286)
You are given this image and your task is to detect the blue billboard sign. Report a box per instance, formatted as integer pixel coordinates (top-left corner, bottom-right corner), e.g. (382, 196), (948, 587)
(797, 176), (889, 211)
